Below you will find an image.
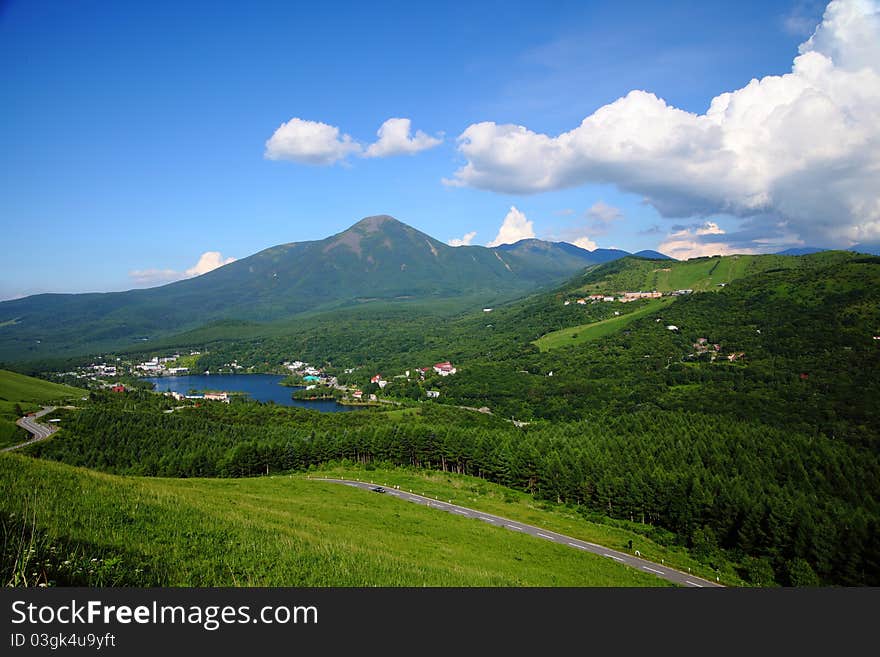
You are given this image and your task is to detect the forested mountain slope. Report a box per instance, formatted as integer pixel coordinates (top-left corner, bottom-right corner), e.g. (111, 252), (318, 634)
(0, 216), (653, 362)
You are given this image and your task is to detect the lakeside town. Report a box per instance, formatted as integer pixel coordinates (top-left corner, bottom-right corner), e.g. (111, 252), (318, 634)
(51, 350), (460, 406)
(45, 282), (759, 408)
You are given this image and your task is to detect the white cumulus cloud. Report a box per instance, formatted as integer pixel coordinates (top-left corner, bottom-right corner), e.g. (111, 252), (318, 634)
(487, 206), (536, 247)
(364, 118), (442, 158)
(571, 236), (598, 251)
(129, 251), (236, 287)
(448, 231), (478, 246)
(447, 0), (880, 247)
(658, 222), (758, 260)
(185, 251), (237, 277)
(264, 117), (362, 165)
(265, 117), (440, 164)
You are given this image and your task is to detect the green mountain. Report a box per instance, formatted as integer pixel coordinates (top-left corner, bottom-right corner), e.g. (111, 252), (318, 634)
(0, 215), (623, 362)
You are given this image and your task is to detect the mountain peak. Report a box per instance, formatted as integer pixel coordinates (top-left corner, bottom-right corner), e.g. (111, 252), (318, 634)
(322, 214), (438, 258)
(350, 215), (401, 233)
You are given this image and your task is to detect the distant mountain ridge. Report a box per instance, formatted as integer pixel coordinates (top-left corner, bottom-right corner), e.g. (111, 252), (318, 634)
(0, 215), (671, 361)
(632, 249), (674, 260)
(775, 244), (880, 256)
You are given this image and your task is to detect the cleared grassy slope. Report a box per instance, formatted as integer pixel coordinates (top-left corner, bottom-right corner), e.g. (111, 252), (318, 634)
(0, 368), (83, 402)
(567, 252), (855, 296)
(317, 465), (737, 585)
(0, 369), (84, 448)
(0, 454), (669, 587)
(534, 298), (673, 351)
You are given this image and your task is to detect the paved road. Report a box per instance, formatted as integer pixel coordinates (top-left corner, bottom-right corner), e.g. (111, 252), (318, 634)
(3, 406), (58, 452)
(314, 477), (723, 588)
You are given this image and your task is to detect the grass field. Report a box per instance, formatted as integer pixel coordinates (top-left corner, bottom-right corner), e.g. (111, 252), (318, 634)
(316, 465), (737, 585)
(575, 254), (797, 295)
(0, 369), (84, 448)
(534, 298), (672, 352)
(0, 454), (672, 587)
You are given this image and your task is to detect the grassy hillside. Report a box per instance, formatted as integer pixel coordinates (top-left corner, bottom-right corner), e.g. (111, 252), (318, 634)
(0, 369), (83, 448)
(534, 298), (673, 351)
(563, 252), (855, 296)
(0, 454), (668, 587)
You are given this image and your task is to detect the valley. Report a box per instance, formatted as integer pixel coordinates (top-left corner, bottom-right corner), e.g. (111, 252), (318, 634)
(1, 219), (878, 588)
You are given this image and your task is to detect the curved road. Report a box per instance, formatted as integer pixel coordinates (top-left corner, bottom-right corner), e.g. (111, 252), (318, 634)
(314, 477), (723, 588)
(2, 406), (58, 452)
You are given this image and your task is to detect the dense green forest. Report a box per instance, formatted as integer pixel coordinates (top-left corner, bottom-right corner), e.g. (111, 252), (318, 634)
(27, 388), (880, 586)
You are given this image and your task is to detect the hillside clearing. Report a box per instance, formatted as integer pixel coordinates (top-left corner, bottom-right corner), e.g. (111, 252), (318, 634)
(0, 454), (669, 587)
(534, 298), (672, 351)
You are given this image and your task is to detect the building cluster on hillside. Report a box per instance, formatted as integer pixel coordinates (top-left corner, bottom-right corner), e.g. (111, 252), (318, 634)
(565, 290), (666, 305)
(57, 359), (125, 383)
(284, 360), (338, 386)
(135, 355), (190, 375)
(283, 360), (342, 397)
(348, 361), (457, 402)
(683, 335), (746, 363)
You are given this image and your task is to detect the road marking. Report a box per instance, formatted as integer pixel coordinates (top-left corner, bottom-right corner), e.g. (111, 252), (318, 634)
(479, 517), (495, 522)
(506, 525), (523, 531)
(603, 553), (625, 562)
(452, 509), (469, 515)
(537, 533), (555, 540)
(685, 580), (703, 587)
(568, 542), (588, 550)
(642, 566), (664, 575)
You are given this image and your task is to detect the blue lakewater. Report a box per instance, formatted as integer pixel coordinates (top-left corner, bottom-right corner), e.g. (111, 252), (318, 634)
(143, 373), (358, 412)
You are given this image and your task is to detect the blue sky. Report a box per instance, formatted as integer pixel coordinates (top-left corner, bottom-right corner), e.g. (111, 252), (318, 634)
(2, 0), (877, 299)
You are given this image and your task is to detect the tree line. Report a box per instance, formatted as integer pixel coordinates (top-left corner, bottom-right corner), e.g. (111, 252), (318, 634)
(27, 390), (880, 587)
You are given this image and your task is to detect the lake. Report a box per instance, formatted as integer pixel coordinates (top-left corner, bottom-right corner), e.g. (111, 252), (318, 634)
(143, 373), (359, 412)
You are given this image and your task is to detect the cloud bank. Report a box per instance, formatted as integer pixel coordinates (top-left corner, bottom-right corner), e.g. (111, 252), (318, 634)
(658, 222), (758, 260)
(130, 251), (236, 287)
(446, 0), (880, 247)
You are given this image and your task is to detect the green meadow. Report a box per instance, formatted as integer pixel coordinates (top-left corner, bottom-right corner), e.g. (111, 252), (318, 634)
(534, 298), (672, 352)
(314, 465), (734, 585)
(0, 369), (83, 448)
(572, 254), (804, 295)
(0, 454), (671, 587)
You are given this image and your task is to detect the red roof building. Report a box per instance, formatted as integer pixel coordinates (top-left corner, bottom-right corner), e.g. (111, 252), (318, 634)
(433, 361), (457, 376)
